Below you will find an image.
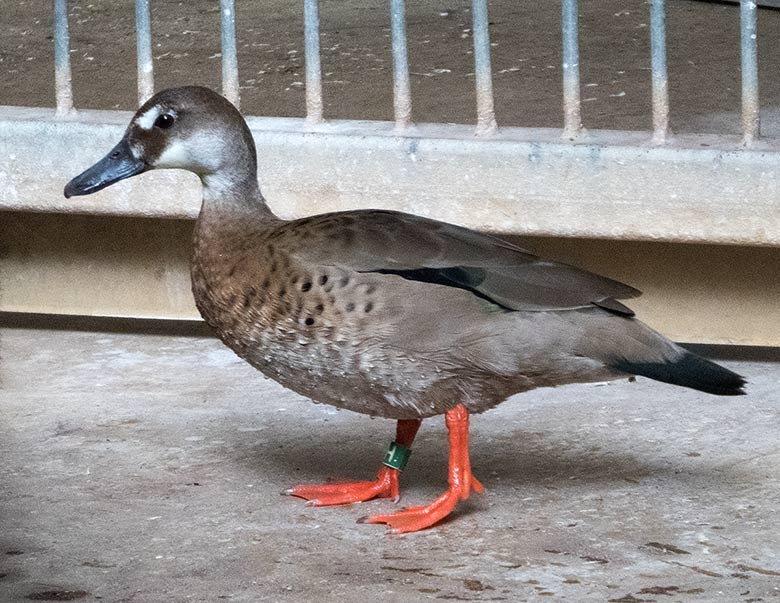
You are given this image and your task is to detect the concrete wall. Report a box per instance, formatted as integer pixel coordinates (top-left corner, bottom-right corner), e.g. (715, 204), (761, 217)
(2, 108), (780, 246)
(2, 211), (778, 346)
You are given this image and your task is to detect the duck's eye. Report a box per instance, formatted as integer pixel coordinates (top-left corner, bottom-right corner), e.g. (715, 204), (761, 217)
(154, 113), (175, 129)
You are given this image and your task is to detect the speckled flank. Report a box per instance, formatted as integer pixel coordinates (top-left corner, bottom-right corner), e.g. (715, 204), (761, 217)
(191, 213), (453, 418)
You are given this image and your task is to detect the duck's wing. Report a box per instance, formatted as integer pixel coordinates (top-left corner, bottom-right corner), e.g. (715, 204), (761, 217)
(287, 210), (641, 314)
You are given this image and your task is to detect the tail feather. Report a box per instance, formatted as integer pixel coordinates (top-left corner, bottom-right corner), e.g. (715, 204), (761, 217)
(611, 349), (746, 396)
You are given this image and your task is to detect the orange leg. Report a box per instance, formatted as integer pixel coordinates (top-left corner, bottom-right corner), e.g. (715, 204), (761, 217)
(358, 404), (483, 534)
(283, 419), (421, 506)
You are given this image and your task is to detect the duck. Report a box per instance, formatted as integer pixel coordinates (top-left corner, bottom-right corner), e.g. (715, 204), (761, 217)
(64, 86), (746, 534)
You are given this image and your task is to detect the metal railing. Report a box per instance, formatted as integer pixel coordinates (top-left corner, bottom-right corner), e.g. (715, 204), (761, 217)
(390, 0), (412, 130)
(303, 0), (323, 124)
(650, 0), (670, 143)
(740, 0), (760, 144)
(135, 0), (154, 105)
(50, 0), (767, 145)
(52, 0), (73, 116)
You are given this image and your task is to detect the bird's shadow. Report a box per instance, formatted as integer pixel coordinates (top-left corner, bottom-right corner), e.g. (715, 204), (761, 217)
(229, 419), (729, 497)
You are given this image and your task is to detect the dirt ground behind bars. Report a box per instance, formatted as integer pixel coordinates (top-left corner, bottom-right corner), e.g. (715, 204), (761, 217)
(2, 0), (780, 133)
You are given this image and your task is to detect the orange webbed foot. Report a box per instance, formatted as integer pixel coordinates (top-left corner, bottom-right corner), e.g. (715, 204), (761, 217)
(283, 418), (421, 507)
(359, 472), (484, 533)
(283, 465), (401, 506)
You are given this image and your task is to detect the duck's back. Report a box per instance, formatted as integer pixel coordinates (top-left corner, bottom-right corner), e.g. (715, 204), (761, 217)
(190, 208), (744, 419)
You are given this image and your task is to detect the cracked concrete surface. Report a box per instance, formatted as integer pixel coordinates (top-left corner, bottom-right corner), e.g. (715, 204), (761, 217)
(0, 322), (778, 602)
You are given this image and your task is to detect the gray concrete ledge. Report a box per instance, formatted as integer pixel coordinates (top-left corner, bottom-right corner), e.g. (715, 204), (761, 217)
(2, 106), (780, 246)
(1, 326), (779, 602)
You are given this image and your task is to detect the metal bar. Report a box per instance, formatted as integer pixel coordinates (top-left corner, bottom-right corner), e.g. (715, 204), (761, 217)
(390, 0), (412, 130)
(740, 0), (760, 145)
(471, 0), (497, 134)
(303, 0), (323, 124)
(220, 0), (240, 108)
(53, 0), (74, 115)
(650, 0), (669, 143)
(561, 0), (582, 138)
(135, 0), (154, 105)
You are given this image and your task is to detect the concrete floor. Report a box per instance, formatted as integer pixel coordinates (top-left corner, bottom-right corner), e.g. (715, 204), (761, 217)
(0, 322), (779, 602)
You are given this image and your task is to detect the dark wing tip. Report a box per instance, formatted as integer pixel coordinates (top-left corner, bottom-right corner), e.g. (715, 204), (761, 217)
(613, 350), (747, 396)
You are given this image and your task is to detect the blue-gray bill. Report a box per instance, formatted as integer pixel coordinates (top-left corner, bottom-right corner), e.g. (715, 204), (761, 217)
(64, 138), (146, 198)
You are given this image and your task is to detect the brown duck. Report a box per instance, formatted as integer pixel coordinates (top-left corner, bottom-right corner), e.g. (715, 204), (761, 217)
(65, 86), (745, 533)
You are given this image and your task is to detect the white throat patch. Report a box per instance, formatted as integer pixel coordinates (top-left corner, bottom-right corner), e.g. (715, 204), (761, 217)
(154, 139), (192, 168)
(154, 131), (224, 172)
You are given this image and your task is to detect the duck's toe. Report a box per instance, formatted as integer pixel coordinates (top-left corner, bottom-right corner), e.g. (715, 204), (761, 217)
(358, 490), (459, 533)
(283, 466), (401, 506)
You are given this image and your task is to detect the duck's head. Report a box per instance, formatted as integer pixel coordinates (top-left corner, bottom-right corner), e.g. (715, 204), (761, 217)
(64, 86), (258, 199)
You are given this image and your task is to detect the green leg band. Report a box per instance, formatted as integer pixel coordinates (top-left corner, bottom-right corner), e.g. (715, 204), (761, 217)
(382, 440), (412, 471)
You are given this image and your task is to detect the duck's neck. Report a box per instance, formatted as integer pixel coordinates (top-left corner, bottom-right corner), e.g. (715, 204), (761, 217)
(200, 168), (276, 219)
(194, 167), (281, 262)
(193, 114), (280, 225)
